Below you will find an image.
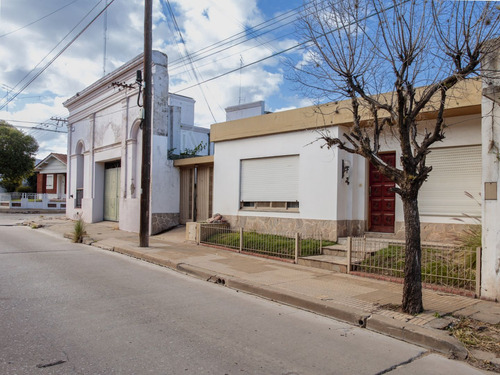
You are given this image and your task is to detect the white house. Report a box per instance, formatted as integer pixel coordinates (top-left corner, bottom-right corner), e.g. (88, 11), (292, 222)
(210, 78), (500, 301)
(64, 51), (209, 234)
(211, 80), (481, 241)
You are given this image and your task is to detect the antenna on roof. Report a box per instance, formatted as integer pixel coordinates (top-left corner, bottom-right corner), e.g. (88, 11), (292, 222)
(103, 0), (108, 76)
(238, 55), (243, 105)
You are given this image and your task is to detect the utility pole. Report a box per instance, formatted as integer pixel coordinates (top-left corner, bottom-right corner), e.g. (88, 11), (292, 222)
(139, 0), (152, 247)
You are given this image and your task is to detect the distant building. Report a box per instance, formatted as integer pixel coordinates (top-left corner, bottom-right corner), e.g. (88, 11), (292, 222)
(35, 153), (67, 199)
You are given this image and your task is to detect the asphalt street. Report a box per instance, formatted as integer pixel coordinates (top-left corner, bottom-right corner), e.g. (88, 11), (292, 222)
(0, 218), (485, 374)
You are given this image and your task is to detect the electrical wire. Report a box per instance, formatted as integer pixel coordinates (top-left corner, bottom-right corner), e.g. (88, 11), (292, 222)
(0, 0), (105, 108)
(162, 0), (217, 122)
(168, 2), (312, 68)
(166, 1), (331, 79)
(0, 0), (114, 111)
(0, 0), (80, 38)
(1, 1), (312, 113)
(173, 1), (403, 94)
(5, 123), (67, 134)
(173, 41), (306, 94)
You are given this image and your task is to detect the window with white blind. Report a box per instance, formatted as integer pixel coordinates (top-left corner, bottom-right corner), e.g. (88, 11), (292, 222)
(46, 174), (54, 189)
(419, 145), (481, 217)
(240, 155), (299, 211)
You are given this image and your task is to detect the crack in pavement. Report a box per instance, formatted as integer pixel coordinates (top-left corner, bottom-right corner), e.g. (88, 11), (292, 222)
(374, 351), (429, 375)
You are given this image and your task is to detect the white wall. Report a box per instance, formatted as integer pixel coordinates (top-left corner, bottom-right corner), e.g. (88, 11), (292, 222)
(481, 39), (500, 300)
(336, 141), (367, 222)
(180, 127), (210, 154)
(169, 94), (195, 126)
(168, 95), (210, 156)
(38, 158), (66, 174)
(213, 113), (481, 230)
(482, 95), (500, 300)
(360, 114), (482, 226)
(65, 51), (201, 234)
(213, 128), (341, 220)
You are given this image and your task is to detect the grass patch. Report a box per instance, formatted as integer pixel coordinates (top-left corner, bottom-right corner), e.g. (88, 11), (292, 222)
(358, 244), (476, 290)
(357, 244), (405, 278)
(203, 231), (335, 259)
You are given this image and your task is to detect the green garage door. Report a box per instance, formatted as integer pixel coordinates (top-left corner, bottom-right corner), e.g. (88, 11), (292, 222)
(104, 161), (121, 221)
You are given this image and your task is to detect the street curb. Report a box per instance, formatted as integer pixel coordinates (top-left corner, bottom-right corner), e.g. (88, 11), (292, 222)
(109, 244), (467, 359)
(367, 315), (467, 360)
(226, 277), (467, 360)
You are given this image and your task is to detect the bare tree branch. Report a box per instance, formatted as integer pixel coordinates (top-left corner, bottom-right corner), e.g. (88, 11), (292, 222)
(292, 0), (500, 314)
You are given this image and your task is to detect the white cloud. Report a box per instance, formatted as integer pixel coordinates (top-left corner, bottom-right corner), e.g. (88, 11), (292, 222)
(0, 0), (306, 156)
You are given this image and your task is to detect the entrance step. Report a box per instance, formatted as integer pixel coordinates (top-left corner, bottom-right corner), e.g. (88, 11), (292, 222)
(364, 232), (403, 240)
(337, 237), (348, 245)
(322, 244), (347, 257)
(298, 255), (348, 273)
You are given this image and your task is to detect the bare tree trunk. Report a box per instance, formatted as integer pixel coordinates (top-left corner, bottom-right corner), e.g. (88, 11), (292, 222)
(401, 195), (424, 314)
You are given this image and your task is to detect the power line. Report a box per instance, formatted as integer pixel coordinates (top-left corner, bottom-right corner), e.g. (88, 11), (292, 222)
(161, 0), (217, 123)
(1, 119), (52, 125)
(0, 0), (105, 108)
(0, 0), (114, 111)
(6, 123), (67, 134)
(168, 2), (310, 68)
(173, 1), (400, 95)
(169, 26), (298, 77)
(0, 0), (80, 38)
(166, 1), (331, 80)
(174, 39), (306, 94)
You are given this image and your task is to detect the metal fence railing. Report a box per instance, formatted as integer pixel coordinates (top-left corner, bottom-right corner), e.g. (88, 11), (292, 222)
(196, 225), (479, 295)
(0, 192), (67, 210)
(349, 237), (480, 295)
(199, 224), (328, 262)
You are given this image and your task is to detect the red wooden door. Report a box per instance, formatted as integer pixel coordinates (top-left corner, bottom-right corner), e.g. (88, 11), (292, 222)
(369, 153), (396, 232)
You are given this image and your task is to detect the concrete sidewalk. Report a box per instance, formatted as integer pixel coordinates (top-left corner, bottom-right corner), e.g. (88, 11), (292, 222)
(25, 216), (500, 363)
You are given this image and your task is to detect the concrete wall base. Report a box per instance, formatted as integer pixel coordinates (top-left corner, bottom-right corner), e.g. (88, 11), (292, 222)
(223, 215), (348, 241)
(151, 213), (179, 235)
(222, 215), (475, 243)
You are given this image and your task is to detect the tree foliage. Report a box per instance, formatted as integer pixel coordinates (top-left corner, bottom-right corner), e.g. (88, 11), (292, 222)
(293, 0), (500, 314)
(0, 121), (39, 191)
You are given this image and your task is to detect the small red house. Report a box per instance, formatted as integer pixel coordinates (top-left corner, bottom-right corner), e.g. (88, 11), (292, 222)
(35, 153), (67, 199)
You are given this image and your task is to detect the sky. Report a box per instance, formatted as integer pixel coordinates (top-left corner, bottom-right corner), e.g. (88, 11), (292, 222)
(0, 0), (312, 159)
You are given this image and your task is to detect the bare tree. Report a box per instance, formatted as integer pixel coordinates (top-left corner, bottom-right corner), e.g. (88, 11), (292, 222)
(292, 0), (500, 314)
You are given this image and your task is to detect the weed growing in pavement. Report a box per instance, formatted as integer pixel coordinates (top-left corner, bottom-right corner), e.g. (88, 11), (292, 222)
(73, 213), (86, 243)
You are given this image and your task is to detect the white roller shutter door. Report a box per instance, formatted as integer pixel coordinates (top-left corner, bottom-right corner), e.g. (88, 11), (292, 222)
(419, 145), (481, 216)
(240, 155), (299, 202)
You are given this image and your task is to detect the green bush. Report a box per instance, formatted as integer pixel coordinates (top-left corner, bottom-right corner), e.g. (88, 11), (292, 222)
(16, 185), (34, 193)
